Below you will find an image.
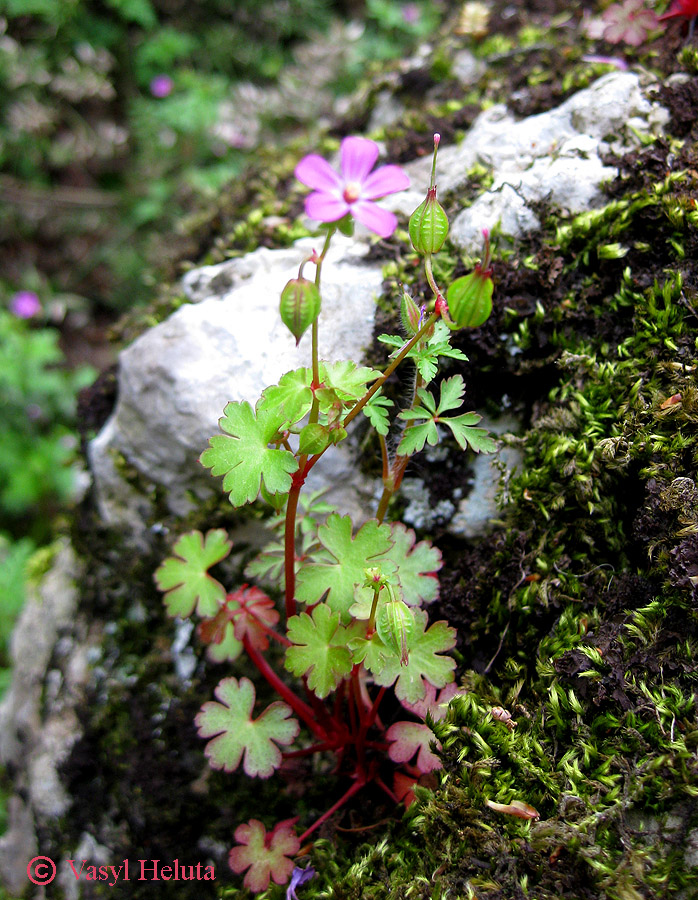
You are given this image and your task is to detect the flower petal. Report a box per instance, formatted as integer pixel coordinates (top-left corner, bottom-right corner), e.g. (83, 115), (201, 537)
(361, 164), (410, 200)
(340, 137), (379, 184)
(351, 200), (398, 239)
(305, 192), (349, 223)
(295, 154), (342, 192)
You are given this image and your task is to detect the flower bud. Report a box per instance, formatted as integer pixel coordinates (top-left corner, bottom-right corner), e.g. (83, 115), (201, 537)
(446, 230), (493, 328)
(279, 277), (321, 345)
(408, 134), (449, 256)
(400, 290), (422, 335)
(376, 597), (415, 667)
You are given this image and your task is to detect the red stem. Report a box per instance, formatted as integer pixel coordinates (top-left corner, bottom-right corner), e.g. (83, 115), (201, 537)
(282, 740), (342, 759)
(297, 778), (366, 844)
(232, 609), (291, 647)
(283, 481), (302, 620)
(242, 637), (325, 740)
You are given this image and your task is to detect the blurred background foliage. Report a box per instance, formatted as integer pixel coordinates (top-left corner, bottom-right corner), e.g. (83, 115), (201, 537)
(0, 0), (445, 695)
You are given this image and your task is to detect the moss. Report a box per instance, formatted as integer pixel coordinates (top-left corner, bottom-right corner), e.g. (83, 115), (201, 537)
(57, 3), (698, 898)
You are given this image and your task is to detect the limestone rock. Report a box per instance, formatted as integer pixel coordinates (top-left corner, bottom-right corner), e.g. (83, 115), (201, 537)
(385, 72), (666, 251)
(89, 235), (384, 537)
(0, 542), (95, 897)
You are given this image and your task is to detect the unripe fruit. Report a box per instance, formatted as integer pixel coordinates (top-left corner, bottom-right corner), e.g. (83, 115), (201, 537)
(376, 597), (415, 667)
(446, 229), (493, 328)
(279, 277), (321, 345)
(446, 268), (493, 328)
(409, 188), (449, 256)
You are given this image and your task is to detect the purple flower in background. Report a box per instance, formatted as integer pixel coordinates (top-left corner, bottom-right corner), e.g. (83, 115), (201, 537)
(10, 290), (41, 318)
(295, 137), (410, 239)
(402, 3), (420, 24)
(286, 865), (315, 900)
(150, 74), (174, 98)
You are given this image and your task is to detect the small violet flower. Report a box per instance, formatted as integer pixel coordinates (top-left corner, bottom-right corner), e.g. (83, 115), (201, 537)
(601, 0), (658, 46)
(402, 3), (421, 24)
(286, 865), (315, 900)
(150, 74), (174, 98)
(295, 137), (410, 239)
(10, 290), (41, 318)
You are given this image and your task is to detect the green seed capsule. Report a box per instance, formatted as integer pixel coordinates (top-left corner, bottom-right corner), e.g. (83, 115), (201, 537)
(279, 277), (321, 345)
(409, 187), (449, 256)
(446, 268), (493, 328)
(446, 229), (494, 328)
(376, 597), (415, 667)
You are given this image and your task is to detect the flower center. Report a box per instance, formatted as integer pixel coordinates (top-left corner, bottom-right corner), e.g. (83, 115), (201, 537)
(342, 181), (361, 204)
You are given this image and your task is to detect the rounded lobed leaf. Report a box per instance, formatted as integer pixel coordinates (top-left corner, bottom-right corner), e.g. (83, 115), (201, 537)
(195, 677), (299, 778)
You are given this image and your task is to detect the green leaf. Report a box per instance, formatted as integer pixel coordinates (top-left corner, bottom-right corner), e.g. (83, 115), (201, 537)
(154, 529), (231, 618)
(373, 609), (456, 704)
(349, 630), (389, 676)
(362, 390), (393, 436)
(320, 360), (379, 403)
(385, 523), (442, 606)
(298, 423), (333, 455)
(200, 400), (298, 507)
(195, 677), (299, 778)
(285, 604), (353, 698)
(397, 375), (495, 456)
(295, 514), (394, 621)
(444, 413), (498, 454)
(205, 622), (244, 663)
(259, 368), (313, 425)
(104, 0), (157, 27)
(434, 373), (466, 413)
(378, 322), (467, 385)
(396, 414), (439, 456)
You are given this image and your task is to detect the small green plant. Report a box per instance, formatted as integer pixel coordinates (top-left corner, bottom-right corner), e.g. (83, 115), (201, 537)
(155, 135), (497, 893)
(0, 298), (95, 540)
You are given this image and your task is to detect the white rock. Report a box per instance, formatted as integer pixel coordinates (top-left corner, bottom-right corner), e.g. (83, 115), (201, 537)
(385, 72), (663, 252)
(90, 235), (385, 535)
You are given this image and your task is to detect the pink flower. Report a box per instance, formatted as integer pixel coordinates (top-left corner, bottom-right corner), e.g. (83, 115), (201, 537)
(402, 3), (420, 24)
(150, 74), (174, 98)
(9, 290), (41, 318)
(601, 0), (658, 45)
(295, 137), (410, 239)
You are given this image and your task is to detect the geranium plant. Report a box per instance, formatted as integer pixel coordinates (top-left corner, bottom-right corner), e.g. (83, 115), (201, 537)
(155, 134), (497, 893)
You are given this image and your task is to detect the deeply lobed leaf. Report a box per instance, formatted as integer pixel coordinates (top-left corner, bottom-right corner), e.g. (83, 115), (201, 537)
(285, 603), (353, 698)
(373, 609), (456, 704)
(295, 514), (395, 622)
(200, 400), (298, 508)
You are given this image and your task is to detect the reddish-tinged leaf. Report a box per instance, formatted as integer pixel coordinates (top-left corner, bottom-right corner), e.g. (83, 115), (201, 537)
(229, 584), (280, 651)
(485, 799), (540, 820)
(659, 0), (698, 21)
(660, 393), (682, 409)
(229, 818), (300, 892)
(388, 684), (461, 773)
(387, 720), (442, 773)
(394, 771), (419, 808)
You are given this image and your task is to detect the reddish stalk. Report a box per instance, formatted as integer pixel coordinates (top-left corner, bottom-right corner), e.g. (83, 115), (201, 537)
(242, 637), (325, 740)
(283, 476), (303, 620)
(297, 778), (366, 844)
